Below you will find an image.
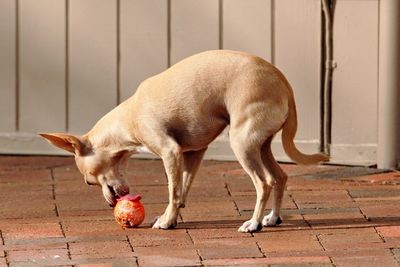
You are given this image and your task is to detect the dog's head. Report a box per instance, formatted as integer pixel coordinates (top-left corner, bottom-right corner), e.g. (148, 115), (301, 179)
(39, 133), (131, 206)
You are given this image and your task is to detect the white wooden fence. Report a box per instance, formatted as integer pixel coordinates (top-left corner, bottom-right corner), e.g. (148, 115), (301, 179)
(0, 0), (381, 166)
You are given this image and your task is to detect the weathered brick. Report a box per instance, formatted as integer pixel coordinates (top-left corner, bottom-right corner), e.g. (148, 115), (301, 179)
(2, 222), (63, 242)
(74, 257), (138, 267)
(360, 205), (400, 220)
(128, 228), (192, 247)
(332, 255), (399, 267)
(69, 240), (134, 259)
(134, 246), (201, 266)
(4, 239), (67, 251)
(257, 231), (323, 254)
(304, 211), (366, 227)
(180, 199), (240, 221)
(0, 169), (52, 184)
(7, 248), (69, 262)
(0, 156), (73, 171)
(392, 248), (400, 263)
(318, 227), (384, 251)
(203, 256), (332, 266)
(233, 194), (297, 212)
(376, 226), (400, 238)
(56, 194), (110, 212)
(291, 190), (352, 205)
(196, 238), (263, 260)
(349, 189), (400, 199)
(349, 172), (400, 184)
(188, 228), (251, 241)
(0, 258), (7, 267)
(62, 220), (127, 238)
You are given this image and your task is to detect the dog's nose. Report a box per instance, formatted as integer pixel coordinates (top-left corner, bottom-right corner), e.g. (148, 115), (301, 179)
(113, 184), (130, 197)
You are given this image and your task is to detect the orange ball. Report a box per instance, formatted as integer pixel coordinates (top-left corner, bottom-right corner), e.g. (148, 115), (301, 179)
(114, 194), (145, 228)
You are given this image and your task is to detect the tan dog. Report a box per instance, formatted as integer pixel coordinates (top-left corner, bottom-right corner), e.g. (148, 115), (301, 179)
(40, 50), (328, 232)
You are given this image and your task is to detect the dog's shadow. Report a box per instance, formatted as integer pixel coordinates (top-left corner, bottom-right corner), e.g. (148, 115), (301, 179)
(168, 216), (400, 232)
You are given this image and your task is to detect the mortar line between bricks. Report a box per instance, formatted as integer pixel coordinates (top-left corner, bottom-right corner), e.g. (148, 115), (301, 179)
(65, 233), (72, 260)
(315, 234), (326, 252)
(186, 229), (205, 266)
(224, 182), (241, 216)
(289, 192), (300, 210)
(391, 248), (400, 265)
(126, 236), (140, 267)
(0, 230), (4, 246)
(349, 188), (373, 225)
(373, 226), (386, 243)
(1, 230), (9, 267)
(127, 235), (135, 252)
(255, 240), (266, 257)
(315, 233), (335, 266)
(4, 251), (9, 267)
(50, 168), (60, 217)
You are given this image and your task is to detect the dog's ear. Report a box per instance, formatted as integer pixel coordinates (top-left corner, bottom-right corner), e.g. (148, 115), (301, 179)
(39, 133), (84, 156)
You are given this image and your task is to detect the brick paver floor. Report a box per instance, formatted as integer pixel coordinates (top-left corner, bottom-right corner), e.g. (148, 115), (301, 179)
(0, 156), (400, 266)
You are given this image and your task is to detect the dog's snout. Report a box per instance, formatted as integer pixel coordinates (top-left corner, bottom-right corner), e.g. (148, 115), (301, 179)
(84, 175), (98, 186)
(113, 184), (130, 197)
(85, 180), (96, 186)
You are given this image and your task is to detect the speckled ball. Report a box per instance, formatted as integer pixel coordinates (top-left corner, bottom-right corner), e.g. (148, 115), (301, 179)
(114, 194), (145, 228)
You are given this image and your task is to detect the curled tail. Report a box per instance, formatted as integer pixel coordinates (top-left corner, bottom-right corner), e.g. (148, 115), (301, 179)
(281, 82), (329, 165)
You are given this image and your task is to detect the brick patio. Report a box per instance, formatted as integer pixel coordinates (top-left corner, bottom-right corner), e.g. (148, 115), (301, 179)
(0, 156), (400, 266)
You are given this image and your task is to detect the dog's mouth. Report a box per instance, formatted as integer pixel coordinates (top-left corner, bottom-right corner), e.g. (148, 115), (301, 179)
(104, 184), (130, 207)
(108, 185), (118, 206)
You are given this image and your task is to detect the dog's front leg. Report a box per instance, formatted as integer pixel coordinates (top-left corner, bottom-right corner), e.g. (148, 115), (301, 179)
(153, 144), (183, 229)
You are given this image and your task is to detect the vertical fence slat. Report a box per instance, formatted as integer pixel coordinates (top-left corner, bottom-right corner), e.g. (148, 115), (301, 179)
(223, 0), (272, 61)
(69, 0), (117, 134)
(0, 0), (16, 132)
(331, 0), (379, 164)
(170, 0), (219, 64)
(19, 0), (66, 133)
(120, 0), (168, 101)
(274, 0), (321, 152)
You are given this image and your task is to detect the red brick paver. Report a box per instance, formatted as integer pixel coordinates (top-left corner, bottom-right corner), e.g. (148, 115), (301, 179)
(0, 156), (399, 266)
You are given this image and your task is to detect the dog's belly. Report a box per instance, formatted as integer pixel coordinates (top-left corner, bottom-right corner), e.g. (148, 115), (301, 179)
(171, 118), (228, 151)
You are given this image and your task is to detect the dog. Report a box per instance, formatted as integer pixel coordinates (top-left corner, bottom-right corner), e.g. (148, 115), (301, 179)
(40, 50), (328, 232)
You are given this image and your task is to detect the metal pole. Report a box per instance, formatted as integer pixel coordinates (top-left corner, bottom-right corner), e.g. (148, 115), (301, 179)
(321, 0), (336, 156)
(377, 0), (400, 169)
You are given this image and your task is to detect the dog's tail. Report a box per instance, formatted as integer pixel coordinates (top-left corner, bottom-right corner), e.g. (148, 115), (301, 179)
(281, 81), (329, 165)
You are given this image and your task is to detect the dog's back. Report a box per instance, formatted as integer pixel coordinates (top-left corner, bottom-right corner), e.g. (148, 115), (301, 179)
(131, 50), (289, 150)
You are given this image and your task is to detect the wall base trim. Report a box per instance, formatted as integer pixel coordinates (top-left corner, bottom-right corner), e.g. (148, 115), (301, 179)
(0, 133), (377, 166)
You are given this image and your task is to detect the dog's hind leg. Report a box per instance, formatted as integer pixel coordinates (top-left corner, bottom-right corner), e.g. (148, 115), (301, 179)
(229, 128), (273, 233)
(180, 148), (208, 208)
(261, 138), (288, 226)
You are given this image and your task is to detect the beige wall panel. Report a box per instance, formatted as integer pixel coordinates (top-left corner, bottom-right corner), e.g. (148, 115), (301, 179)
(274, 0), (321, 147)
(120, 0), (168, 101)
(170, 0), (219, 64)
(19, 0), (66, 133)
(69, 0), (117, 134)
(331, 0), (378, 146)
(0, 0), (16, 132)
(223, 0), (272, 61)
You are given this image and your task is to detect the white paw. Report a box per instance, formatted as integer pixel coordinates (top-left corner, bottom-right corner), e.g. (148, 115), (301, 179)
(238, 219), (262, 233)
(152, 216), (177, 229)
(262, 211), (282, 227)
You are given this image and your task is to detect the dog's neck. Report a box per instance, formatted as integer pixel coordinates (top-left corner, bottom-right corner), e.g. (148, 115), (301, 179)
(84, 100), (142, 152)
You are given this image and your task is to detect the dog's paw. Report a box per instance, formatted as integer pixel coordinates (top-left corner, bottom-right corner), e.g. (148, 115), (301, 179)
(262, 212), (282, 227)
(152, 216), (177, 229)
(238, 219), (262, 233)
